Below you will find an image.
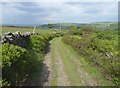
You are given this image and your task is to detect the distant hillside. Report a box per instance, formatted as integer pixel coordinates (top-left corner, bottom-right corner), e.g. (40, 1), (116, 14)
(88, 22), (117, 30)
(37, 23), (87, 30)
(2, 22), (117, 30)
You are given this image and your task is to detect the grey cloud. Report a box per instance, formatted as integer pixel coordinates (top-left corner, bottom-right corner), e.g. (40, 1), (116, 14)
(2, 2), (117, 25)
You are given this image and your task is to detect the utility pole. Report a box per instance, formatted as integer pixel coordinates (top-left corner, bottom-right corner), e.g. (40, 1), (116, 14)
(59, 22), (61, 32)
(33, 26), (36, 33)
(13, 18), (16, 26)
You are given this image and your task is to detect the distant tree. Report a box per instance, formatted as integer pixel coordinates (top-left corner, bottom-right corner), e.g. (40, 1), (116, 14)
(48, 24), (53, 29)
(68, 25), (78, 35)
(69, 25), (77, 30)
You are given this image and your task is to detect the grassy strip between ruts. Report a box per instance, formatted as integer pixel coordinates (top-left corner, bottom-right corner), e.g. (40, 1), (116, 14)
(50, 39), (57, 86)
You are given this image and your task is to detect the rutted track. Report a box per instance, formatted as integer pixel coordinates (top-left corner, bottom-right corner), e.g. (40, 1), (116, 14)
(42, 37), (98, 86)
(26, 37), (113, 86)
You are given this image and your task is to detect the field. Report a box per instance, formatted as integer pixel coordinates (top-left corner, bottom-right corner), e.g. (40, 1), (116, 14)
(1, 26), (56, 35)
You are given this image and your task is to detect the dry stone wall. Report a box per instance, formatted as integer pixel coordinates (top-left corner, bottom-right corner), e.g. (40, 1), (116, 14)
(1, 31), (39, 48)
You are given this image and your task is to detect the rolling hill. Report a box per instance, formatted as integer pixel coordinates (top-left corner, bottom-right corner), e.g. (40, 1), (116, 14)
(37, 23), (87, 30)
(88, 22), (117, 30)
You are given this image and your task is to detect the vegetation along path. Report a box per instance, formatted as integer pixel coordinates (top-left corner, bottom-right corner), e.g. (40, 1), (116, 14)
(29, 37), (114, 86)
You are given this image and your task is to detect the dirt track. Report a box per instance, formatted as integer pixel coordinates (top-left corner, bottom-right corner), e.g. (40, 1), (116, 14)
(40, 37), (98, 86)
(24, 37), (113, 86)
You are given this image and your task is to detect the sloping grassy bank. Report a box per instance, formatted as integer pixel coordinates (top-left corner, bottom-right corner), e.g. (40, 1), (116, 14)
(62, 28), (119, 86)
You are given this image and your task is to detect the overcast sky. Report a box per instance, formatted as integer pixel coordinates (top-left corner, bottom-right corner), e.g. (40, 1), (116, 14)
(1, 0), (118, 25)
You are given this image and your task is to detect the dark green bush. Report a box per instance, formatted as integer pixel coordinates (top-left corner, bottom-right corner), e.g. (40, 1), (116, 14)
(2, 43), (29, 86)
(29, 35), (48, 53)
